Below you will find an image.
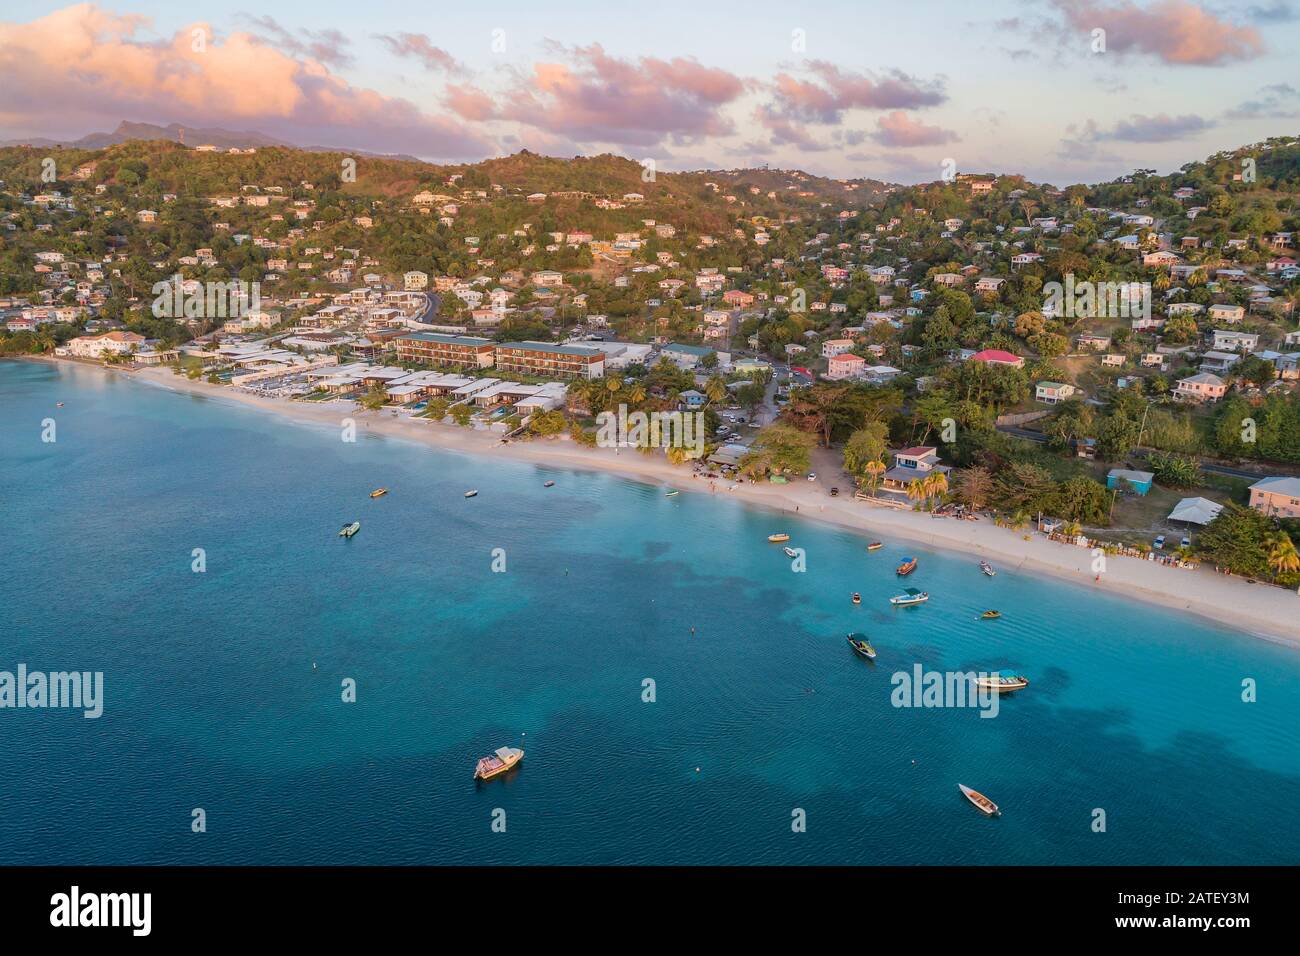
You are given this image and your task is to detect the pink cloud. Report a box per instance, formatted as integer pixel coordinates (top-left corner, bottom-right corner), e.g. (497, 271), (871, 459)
(1050, 0), (1265, 64)
(374, 32), (464, 74)
(769, 62), (946, 123)
(0, 3), (491, 158)
(870, 111), (960, 148)
(487, 43), (746, 149)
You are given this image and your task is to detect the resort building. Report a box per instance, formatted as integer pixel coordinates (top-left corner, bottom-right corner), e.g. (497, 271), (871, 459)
(1248, 476), (1300, 519)
(494, 341), (605, 379)
(61, 330), (147, 358)
(395, 333), (496, 369)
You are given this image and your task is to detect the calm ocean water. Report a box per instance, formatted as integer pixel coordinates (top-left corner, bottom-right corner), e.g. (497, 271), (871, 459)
(2, 359), (1299, 865)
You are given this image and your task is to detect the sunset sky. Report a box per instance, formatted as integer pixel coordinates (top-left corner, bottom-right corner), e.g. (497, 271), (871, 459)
(1, 0), (1297, 185)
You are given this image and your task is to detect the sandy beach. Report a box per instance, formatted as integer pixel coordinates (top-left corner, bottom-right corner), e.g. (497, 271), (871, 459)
(35, 357), (1300, 646)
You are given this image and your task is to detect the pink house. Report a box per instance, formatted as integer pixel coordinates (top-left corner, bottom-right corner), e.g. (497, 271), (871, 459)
(826, 353), (866, 380)
(1174, 372), (1227, 402)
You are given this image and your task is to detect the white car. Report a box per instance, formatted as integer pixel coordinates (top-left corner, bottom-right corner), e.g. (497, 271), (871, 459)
(807, 473), (817, 481)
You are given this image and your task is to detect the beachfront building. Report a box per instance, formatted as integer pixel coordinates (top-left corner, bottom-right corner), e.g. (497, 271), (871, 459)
(61, 330), (147, 358)
(1248, 476), (1300, 519)
(880, 446), (951, 493)
(494, 341), (605, 379)
(396, 333), (496, 369)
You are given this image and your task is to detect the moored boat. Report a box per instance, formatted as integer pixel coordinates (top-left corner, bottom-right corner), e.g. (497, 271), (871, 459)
(847, 633), (876, 659)
(544, 480), (555, 487)
(866, 541), (884, 551)
(896, 557), (918, 576)
(474, 746), (524, 781)
(851, 592), (862, 605)
(889, 588), (928, 607)
(974, 673), (1029, 693)
(980, 560), (995, 577)
(338, 521), (361, 538)
(981, 610), (1001, 620)
(958, 783), (1000, 816)
(783, 546), (798, 558)
(768, 533), (790, 543)
(370, 488), (388, 498)
(665, 490), (680, 497)
(464, 490), (478, 498)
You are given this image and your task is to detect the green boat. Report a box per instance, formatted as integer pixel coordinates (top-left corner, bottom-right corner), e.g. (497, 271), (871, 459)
(339, 521), (361, 538)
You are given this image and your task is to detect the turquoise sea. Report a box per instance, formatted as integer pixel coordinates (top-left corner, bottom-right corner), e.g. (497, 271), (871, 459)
(2, 359), (1299, 865)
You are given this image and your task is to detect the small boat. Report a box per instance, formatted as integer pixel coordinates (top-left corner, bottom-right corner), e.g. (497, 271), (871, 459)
(768, 533), (791, 543)
(896, 557), (918, 576)
(980, 610), (1001, 620)
(338, 521), (360, 538)
(783, 546), (798, 558)
(980, 560), (995, 577)
(56, 402), (64, 407)
(958, 783), (1000, 816)
(974, 673), (1029, 693)
(866, 542), (884, 552)
(544, 480), (555, 488)
(847, 633), (876, 659)
(369, 488), (388, 498)
(464, 490), (478, 498)
(474, 746), (524, 781)
(665, 490), (680, 497)
(889, 588), (929, 607)
(851, 592), (862, 605)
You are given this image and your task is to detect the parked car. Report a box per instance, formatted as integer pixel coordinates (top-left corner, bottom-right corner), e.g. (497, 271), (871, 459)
(807, 473), (817, 481)
(830, 487), (840, 497)
(1153, 535), (1166, 550)
(1180, 536), (1191, 549)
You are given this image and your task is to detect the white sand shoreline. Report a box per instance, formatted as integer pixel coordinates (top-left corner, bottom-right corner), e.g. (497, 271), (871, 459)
(25, 356), (1300, 647)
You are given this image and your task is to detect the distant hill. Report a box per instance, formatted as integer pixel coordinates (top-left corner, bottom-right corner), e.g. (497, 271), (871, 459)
(0, 120), (422, 162)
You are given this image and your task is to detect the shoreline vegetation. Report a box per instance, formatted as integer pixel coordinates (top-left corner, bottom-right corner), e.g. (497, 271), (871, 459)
(28, 355), (1300, 647)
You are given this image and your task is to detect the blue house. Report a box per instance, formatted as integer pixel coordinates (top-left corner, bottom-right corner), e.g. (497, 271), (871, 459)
(679, 389), (706, 409)
(1107, 468), (1154, 495)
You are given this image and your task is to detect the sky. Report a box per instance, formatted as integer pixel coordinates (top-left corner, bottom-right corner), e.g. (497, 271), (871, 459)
(1, 0), (1297, 185)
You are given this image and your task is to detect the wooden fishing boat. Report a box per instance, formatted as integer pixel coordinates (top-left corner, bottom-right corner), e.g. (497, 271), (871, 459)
(338, 521), (360, 538)
(851, 592), (862, 605)
(980, 610), (1001, 620)
(889, 588), (928, 607)
(544, 480), (555, 488)
(896, 557), (918, 576)
(980, 560), (995, 577)
(846, 633), (876, 659)
(783, 546), (798, 558)
(369, 488), (388, 498)
(464, 490), (478, 498)
(474, 746), (524, 781)
(768, 533), (791, 543)
(866, 542), (884, 551)
(973, 673), (1029, 693)
(958, 783), (1000, 816)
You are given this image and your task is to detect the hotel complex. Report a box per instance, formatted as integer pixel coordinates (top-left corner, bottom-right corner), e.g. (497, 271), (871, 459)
(494, 342), (605, 379)
(396, 333), (496, 369)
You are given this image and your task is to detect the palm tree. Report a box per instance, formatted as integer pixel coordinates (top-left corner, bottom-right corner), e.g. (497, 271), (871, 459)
(628, 383), (647, 406)
(1266, 532), (1300, 578)
(1010, 510), (1031, 531)
(922, 471), (949, 509)
(906, 478), (927, 509)
(704, 375), (728, 408)
(863, 459), (887, 497)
